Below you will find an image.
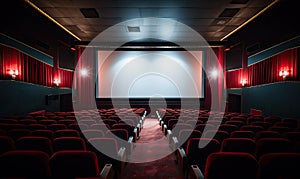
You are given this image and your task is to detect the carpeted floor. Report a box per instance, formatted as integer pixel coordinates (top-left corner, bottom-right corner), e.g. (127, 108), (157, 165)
(119, 118), (184, 179)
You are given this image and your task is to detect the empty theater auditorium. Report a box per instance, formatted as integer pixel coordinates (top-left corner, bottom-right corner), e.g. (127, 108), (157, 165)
(1, 0), (300, 178)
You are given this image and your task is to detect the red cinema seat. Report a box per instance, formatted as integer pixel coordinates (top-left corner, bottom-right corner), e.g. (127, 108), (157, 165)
(230, 130), (255, 139)
(205, 152), (258, 179)
(53, 137), (86, 152)
(0, 136), (15, 155)
(256, 138), (294, 159)
(54, 129), (80, 138)
(258, 153), (300, 179)
(0, 150), (51, 179)
(50, 150), (100, 179)
(221, 138), (256, 155)
(16, 136), (53, 156)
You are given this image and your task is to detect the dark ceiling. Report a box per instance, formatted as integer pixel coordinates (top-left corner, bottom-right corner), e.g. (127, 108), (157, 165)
(26, 0), (276, 44)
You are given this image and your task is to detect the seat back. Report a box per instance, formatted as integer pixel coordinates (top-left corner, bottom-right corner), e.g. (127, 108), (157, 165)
(31, 129), (54, 140)
(47, 124), (67, 131)
(241, 125), (264, 133)
(0, 150), (51, 179)
(204, 130), (229, 144)
(178, 129), (202, 149)
(53, 137), (86, 151)
(221, 138), (256, 155)
(54, 129), (80, 138)
(258, 153), (300, 179)
(218, 124), (239, 134)
(87, 137), (119, 169)
(255, 131), (281, 141)
(230, 130), (255, 139)
(282, 132), (300, 142)
(205, 152), (258, 179)
(16, 136), (53, 156)
(0, 136), (15, 154)
(109, 129), (129, 141)
(82, 129), (105, 141)
(256, 138), (294, 159)
(6, 129), (32, 141)
(50, 150), (99, 179)
(186, 138), (220, 170)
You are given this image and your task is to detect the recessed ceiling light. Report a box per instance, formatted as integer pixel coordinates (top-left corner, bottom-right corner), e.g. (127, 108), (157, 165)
(127, 26), (140, 32)
(80, 8), (99, 18)
(219, 8), (240, 18)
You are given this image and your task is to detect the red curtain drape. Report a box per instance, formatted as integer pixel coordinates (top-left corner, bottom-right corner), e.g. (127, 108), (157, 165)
(204, 47), (225, 111)
(226, 47), (298, 88)
(247, 48), (298, 86)
(73, 47), (96, 110)
(0, 45), (22, 80)
(21, 53), (53, 87)
(56, 68), (73, 88)
(226, 68), (243, 88)
(0, 44), (73, 88)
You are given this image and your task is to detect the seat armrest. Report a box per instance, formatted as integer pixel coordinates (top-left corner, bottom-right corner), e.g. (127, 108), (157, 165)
(127, 136), (134, 155)
(128, 136), (133, 143)
(177, 147), (188, 173)
(139, 120), (143, 128)
(189, 165), (204, 179)
(99, 164), (115, 179)
(137, 123), (141, 132)
(133, 127), (138, 142)
(166, 129), (173, 142)
(163, 124), (167, 134)
(160, 120), (164, 127)
(116, 147), (126, 174)
(170, 136), (178, 150)
(118, 147), (126, 161)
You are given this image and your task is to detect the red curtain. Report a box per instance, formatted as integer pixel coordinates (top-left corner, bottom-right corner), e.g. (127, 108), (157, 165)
(226, 47), (298, 88)
(21, 53), (53, 87)
(0, 45), (22, 80)
(247, 48), (298, 86)
(0, 44), (73, 88)
(226, 68), (243, 88)
(204, 47), (226, 111)
(56, 68), (73, 88)
(73, 47), (96, 110)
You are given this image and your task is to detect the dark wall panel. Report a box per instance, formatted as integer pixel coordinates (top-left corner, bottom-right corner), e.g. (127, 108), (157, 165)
(241, 82), (300, 118)
(0, 80), (71, 118)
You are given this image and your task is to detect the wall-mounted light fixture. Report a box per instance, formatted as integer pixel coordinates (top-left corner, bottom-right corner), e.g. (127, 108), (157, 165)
(9, 69), (19, 79)
(279, 70), (290, 80)
(54, 79), (60, 86)
(240, 79), (247, 87)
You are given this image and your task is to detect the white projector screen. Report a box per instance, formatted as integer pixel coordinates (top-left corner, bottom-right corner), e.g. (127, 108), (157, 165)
(96, 50), (204, 98)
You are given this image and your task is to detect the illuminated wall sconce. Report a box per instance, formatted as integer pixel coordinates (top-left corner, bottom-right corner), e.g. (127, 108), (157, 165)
(9, 69), (19, 79)
(279, 70), (290, 80)
(240, 79), (247, 87)
(54, 79), (60, 87)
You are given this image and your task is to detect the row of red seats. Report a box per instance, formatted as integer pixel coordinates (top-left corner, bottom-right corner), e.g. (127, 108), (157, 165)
(189, 152), (300, 179)
(0, 135), (126, 178)
(0, 150), (114, 179)
(156, 108), (300, 179)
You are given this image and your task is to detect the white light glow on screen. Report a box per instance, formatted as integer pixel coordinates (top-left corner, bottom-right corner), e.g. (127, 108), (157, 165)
(96, 51), (204, 98)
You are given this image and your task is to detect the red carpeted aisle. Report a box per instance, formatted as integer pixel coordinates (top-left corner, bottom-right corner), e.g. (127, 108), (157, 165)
(119, 118), (184, 179)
